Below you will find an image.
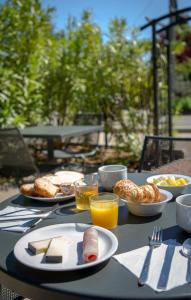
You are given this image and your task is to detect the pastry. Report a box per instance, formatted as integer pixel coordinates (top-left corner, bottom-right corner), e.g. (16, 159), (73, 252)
(113, 179), (161, 203)
(34, 178), (59, 198)
(112, 179), (137, 199)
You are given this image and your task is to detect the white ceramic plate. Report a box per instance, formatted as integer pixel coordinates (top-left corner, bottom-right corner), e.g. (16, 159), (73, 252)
(54, 171), (84, 184)
(14, 223), (118, 271)
(22, 193), (74, 203)
(21, 171), (84, 202)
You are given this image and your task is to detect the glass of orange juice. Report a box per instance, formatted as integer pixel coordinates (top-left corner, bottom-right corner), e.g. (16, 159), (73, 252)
(90, 193), (119, 229)
(74, 174), (98, 210)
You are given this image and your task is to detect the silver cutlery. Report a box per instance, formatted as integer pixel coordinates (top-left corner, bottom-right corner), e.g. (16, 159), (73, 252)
(138, 226), (162, 285)
(182, 238), (191, 283)
(157, 243), (175, 289)
(0, 203), (60, 222)
(0, 212), (52, 221)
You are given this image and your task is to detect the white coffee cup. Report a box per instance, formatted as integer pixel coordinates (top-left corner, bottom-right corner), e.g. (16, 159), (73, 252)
(98, 165), (128, 191)
(176, 194), (191, 233)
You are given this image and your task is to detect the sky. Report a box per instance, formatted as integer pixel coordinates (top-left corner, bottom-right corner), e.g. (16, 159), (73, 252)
(41, 0), (191, 38)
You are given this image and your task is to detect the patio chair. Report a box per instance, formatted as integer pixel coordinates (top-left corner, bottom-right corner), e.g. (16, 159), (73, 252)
(0, 127), (39, 185)
(54, 113), (103, 171)
(138, 135), (191, 174)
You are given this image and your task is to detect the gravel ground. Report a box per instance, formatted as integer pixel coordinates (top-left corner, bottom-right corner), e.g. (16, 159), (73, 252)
(0, 186), (19, 203)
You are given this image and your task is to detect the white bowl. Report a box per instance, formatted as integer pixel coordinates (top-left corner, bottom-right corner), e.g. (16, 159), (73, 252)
(123, 189), (173, 217)
(146, 174), (191, 198)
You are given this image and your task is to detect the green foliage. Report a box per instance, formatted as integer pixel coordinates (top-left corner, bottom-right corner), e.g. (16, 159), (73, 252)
(0, 0), (54, 126)
(0, 0), (163, 159)
(173, 96), (191, 114)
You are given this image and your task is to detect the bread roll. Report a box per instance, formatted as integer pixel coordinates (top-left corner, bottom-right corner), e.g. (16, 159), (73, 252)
(113, 179), (137, 199)
(113, 179), (160, 203)
(20, 183), (37, 196)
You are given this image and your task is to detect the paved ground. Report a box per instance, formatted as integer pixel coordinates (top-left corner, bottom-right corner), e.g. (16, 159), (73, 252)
(173, 115), (191, 133)
(0, 186), (19, 203)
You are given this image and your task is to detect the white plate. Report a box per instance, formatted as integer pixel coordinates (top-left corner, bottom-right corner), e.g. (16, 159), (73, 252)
(14, 223), (118, 271)
(21, 170), (84, 202)
(54, 171), (84, 184)
(22, 193), (75, 203)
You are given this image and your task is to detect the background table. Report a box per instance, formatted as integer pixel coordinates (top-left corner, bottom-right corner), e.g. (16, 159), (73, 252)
(21, 125), (102, 159)
(0, 173), (191, 300)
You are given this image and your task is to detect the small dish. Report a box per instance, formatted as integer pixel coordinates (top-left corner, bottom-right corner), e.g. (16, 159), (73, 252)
(146, 174), (191, 197)
(122, 189), (173, 217)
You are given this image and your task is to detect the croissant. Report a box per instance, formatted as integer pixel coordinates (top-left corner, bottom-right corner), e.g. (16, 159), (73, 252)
(113, 179), (161, 203)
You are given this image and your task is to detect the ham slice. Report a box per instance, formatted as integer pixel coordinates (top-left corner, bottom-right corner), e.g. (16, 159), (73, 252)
(83, 227), (98, 263)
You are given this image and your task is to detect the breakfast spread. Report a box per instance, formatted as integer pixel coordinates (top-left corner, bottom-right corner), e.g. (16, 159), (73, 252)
(152, 175), (188, 186)
(83, 227), (98, 262)
(113, 179), (161, 203)
(27, 227), (98, 264)
(19, 171), (83, 198)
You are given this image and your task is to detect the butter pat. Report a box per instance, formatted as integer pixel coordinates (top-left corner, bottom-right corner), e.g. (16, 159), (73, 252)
(45, 236), (70, 263)
(28, 238), (51, 255)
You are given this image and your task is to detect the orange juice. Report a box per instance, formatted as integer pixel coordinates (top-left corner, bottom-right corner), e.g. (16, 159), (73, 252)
(75, 186), (98, 210)
(90, 200), (118, 229)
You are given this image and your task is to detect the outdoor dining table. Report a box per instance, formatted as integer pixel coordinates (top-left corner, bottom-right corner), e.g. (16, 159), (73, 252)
(0, 172), (191, 300)
(21, 125), (103, 160)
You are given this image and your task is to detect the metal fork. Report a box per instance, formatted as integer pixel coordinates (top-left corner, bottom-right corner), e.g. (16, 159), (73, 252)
(138, 226), (163, 285)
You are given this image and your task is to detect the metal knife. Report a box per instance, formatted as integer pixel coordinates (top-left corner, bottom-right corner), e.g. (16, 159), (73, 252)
(157, 244), (175, 290)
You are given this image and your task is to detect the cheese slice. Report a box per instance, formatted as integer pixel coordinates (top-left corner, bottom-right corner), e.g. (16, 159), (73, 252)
(45, 236), (70, 263)
(28, 238), (51, 255)
(28, 235), (61, 255)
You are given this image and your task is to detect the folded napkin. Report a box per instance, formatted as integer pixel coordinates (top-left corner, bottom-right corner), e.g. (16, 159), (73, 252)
(113, 240), (188, 292)
(0, 206), (41, 233)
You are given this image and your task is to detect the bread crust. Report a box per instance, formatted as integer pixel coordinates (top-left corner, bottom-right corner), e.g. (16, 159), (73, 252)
(34, 178), (59, 198)
(20, 183), (37, 196)
(113, 179), (137, 199)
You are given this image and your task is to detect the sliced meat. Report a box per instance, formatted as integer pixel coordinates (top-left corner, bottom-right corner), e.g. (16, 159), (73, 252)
(83, 227), (98, 263)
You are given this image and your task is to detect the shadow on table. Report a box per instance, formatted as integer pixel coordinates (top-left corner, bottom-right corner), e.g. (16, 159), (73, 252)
(55, 204), (82, 216)
(6, 251), (109, 284)
(162, 225), (188, 244)
(118, 203), (161, 225)
(11, 194), (57, 209)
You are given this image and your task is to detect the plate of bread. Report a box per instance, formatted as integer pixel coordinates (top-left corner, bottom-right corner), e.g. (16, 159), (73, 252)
(20, 171), (84, 202)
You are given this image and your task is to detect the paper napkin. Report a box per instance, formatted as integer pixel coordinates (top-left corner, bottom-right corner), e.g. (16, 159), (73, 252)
(113, 240), (188, 292)
(0, 206), (41, 233)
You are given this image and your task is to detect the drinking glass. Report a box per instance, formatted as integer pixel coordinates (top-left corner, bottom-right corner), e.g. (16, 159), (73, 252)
(90, 193), (119, 229)
(74, 174), (98, 210)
